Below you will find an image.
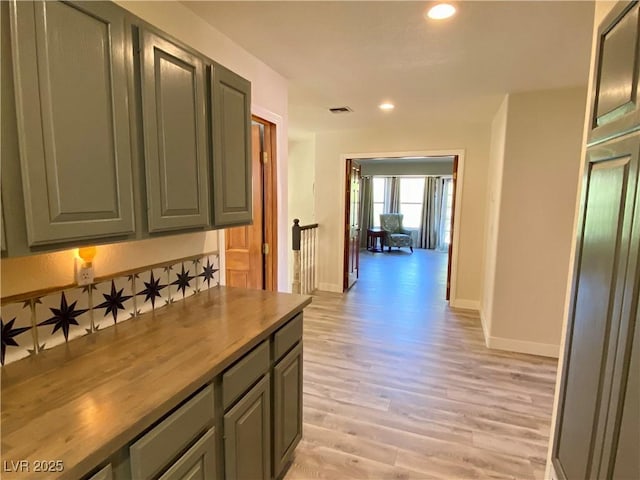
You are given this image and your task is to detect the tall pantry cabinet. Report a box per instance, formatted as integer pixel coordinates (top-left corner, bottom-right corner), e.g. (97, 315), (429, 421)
(552, 2), (640, 479)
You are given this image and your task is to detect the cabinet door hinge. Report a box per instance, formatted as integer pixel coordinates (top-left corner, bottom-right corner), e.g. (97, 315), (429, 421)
(263, 243), (269, 255)
(262, 152), (268, 164)
(453, 172), (457, 180)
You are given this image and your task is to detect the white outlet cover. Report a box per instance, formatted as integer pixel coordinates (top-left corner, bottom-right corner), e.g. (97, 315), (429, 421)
(77, 265), (94, 286)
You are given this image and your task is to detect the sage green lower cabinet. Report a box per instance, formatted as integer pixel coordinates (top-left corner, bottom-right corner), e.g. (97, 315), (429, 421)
(87, 464), (112, 480)
(159, 428), (217, 480)
(130, 385), (215, 480)
(224, 375), (271, 480)
(273, 343), (303, 479)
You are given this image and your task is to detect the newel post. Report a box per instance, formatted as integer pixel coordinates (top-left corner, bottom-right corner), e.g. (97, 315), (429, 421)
(292, 219), (301, 294)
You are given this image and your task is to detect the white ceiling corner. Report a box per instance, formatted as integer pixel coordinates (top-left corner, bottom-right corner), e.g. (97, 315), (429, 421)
(182, 1), (595, 134)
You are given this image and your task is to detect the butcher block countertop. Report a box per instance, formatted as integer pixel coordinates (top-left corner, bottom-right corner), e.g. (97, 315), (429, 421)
(1, 286), (311, 480)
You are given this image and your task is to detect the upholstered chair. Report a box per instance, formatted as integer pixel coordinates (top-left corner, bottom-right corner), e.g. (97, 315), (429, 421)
(379, 213), (413, 253)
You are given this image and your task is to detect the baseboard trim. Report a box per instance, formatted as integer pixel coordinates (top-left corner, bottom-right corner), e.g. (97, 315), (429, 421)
(318, 282), (343, 293)
(479, 309), (491, 348)
(449, 299), (480, 311)
(487, 335), (560, 358)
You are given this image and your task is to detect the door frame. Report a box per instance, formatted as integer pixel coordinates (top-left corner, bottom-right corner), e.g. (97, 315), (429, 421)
(252, 115), (278, 291)
(220, 115), (278, 291)
(340, 149), (465, 305)
(342, 159), (361, 291)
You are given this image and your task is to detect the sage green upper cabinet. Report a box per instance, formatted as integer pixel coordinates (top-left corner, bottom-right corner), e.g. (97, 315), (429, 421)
(139, 29), (210, 233)
(589, 2), (640, 144)
(211, 64), (252, 227)
(9, 0), (135, 246)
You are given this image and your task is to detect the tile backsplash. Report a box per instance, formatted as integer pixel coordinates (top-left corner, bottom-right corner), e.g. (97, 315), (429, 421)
(35, 288), (92, 351)
(0, 252), (219, 366)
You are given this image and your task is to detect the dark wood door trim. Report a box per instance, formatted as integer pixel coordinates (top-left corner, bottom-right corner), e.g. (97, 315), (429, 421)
(343, 158), (353, 292)
(253, 115), (278, 291)
(446, 155), (459, 300)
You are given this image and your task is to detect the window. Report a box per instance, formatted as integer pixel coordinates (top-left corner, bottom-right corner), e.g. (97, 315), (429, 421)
(372, 177), (385, 227)
(399, 178), (424, 228)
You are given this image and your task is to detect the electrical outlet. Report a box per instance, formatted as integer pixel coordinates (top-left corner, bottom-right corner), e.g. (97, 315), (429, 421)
(75, 259), (94, 286)
(77, 266), (94, 286)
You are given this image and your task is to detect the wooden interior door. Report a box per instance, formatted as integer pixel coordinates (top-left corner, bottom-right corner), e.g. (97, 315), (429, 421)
(225, 124), (263, 289)
(446, 155), (458, 300)
(343, 160), (361, 291)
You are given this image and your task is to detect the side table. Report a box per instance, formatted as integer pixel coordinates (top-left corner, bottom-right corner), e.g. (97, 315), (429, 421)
(367, 228), (385, 252)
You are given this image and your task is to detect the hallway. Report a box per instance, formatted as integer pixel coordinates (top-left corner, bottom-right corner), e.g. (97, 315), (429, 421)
(286, 249), (558, 479)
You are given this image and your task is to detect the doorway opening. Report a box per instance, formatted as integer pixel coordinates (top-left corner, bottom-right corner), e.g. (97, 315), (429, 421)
(224, 115), (278, 290)
(342, 152), (461, 303)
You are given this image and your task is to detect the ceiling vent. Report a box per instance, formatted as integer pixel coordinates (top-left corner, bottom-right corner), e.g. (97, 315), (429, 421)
(329, 106), (353, 114)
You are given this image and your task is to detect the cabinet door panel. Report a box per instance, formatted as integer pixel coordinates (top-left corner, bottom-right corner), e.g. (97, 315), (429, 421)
(212, 64), (252, 227)
(87, 464), (112, 480)
(589, 2), (640, 144)
(140, 30), (209, 232)
(224, 375), (270, 480)
(10, 0), (135, 245)
(158, 428), (216, 480)
(553, 133), (640, 479)
(273, 343), (303, 478)
(610, 308), (639, 479)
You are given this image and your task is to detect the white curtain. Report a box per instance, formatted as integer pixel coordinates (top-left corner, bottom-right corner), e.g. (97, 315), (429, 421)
(436, 178), (453, 252)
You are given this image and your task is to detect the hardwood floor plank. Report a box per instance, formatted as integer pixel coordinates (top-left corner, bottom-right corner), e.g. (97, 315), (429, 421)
(287, 442), (432, 480)
(286, 250), (557, 479)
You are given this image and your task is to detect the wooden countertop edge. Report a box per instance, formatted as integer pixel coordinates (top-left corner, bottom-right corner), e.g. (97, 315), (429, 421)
(70, 306), (309, 480)
(1, 287), (312, 480)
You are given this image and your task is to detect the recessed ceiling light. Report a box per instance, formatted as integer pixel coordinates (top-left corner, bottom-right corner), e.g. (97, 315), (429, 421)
(427, 3), (456, 20)
(379, 103), (395, 111)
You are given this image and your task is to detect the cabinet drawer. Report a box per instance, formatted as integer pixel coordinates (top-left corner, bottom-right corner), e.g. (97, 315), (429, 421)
(223, 340), (269, 409)
(274, 314), (303, 361)
(158, 428), (216, 480)
(86, 464), (112, 480)
(130, 385), (214, 480)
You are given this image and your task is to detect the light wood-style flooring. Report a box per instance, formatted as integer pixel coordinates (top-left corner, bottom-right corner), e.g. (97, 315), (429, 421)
(286, 249), (558, 480)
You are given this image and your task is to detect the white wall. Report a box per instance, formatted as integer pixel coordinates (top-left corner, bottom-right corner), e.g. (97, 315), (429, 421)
(481, 95), (509, 338)
(1, 1), (290, 297)
(288, 135), (317, 289)
(360, 160), (454, 177)
(482, 86), (587, 358)
(288, 136), (316, 225)
(313, 121), (491, 305)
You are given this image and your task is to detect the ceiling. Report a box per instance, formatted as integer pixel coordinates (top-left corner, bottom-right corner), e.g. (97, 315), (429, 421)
(183, 1), (595, 135)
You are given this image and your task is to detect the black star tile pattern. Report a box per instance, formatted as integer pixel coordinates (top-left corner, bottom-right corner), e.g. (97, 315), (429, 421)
(1, 317), (31, 365)
(37, 292), (89, 342)
(170, 263), (195, 299)
(137, 271), (168, 311)
(95, 280), (133, 324)
(199, 257), (219, 290)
